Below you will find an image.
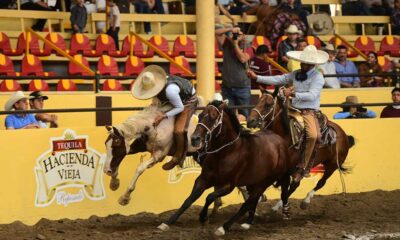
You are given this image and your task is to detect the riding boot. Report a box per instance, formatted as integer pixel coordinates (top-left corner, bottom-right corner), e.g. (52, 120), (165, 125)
(162, 132), (187, 170)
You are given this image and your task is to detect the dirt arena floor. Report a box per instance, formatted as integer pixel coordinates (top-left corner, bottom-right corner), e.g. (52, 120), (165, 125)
(0, 190), (399, 240)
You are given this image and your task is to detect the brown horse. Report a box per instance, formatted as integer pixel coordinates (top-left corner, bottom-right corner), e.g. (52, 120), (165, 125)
(157, 100), (291, 236)
(247, 89), (354, 213)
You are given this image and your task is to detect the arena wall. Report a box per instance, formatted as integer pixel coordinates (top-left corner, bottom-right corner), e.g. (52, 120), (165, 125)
(0, 88), (398, 225)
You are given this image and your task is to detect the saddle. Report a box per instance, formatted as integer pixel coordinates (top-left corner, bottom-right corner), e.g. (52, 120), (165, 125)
(288, 107), (337, 150)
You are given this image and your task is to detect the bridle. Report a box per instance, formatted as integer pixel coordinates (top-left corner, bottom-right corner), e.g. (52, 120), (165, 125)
(196, 105), (240, 158)
(251, 91), (286, 129)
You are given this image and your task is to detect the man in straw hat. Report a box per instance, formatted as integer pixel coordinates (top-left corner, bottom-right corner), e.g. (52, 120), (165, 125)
(4, 91), (39, 130)
(131, 65), (197, 170)
(248, 45), (328, 180)
(278, 24), (302, 68)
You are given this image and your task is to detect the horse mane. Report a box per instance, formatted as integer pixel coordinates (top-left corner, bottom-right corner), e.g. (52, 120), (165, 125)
(278, 96), (290, 134)
(115, 99), (173, 141)
(208, 100), (251, 136)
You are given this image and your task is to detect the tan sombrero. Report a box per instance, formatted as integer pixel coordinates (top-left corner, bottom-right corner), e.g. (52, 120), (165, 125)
(286, 45), (329, 65)
(4, 91), (31, 111)
(131, 65), (167, 100)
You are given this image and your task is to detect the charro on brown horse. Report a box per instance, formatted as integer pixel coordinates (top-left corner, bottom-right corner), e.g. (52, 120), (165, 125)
(247, 89), (354, 214)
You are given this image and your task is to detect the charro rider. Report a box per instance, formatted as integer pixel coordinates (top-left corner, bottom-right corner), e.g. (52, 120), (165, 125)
(131, 65), (197, 170)
(248, 45), (329, 179)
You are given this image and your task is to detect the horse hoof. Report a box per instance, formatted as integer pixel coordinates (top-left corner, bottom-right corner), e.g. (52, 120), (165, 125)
(241, 223), (251, 230)
(214, 227), (225, 236)
(109, 178), (120, 191)
(300, 201), (309, 210)
(118, 196), (130, 206)
(157, 223), (170, 231)
(272, 201), (283, 212)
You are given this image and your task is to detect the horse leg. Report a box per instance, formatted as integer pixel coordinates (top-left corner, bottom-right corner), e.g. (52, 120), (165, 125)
(211, 194), (223, 216)
(279, 174), (291, 220)
(240, 187), (260, 230)
(158, 176), (210, 231)
(215, 183), (270, 236)
(199, 185), (234, 223)
(301, 164), (336, 209)
(272, 173), (300, 213)
(109, 174), (120, 191)
(118, 152), (164, 206)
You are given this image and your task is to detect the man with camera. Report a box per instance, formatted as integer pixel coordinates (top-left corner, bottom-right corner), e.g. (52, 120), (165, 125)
(333, 95), (376, 119)
(216, 26), (251, 118)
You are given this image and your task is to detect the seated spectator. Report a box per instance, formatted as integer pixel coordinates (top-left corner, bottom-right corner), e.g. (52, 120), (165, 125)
(278, 24), (301, 69)
(70, 0), (87, 34)
(215, 0), (237, 29)
(342, 0), (371, 34)
(246, 0), (275, 34)
(20, 0), (54, 31)
(333, 95), (376, 119)
(287, 37), (307, 72)
(391, 0), (400, 35)
(279, 0), (309, 33)
(334, 45), (360, 88)
(95, 0), (106, 33)
(358, 51), (386, 87)
(133, 0), (165, 34)
(4, 91), (39, 130)
(228, 0), (253, 18)
(107, 0), (120, 50)
(380, 87), (400, 118)
(29, 91), (58, 128)
(319, 44), (340, 88)
(249, 45), (272, 89)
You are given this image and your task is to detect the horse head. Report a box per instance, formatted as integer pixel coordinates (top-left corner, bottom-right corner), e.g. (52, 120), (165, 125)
(191, 100), (227, 149)
(247, 88), (280, 129)
(104, 125), (131, 177)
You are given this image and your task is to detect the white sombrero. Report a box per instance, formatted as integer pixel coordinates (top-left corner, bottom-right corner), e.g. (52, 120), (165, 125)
(285, 24), (301, 34)
(131, 65), (167, 100)
(4, 91), (31, 111)
(286, 45), (329, 65)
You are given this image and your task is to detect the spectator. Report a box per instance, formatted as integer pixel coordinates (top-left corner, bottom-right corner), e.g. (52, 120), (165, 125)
(107, 0), (120, 50)
(380, 87), (400, 117)
(29, 91), (58, 128)
(216, 27), (251, 118)
(184, 0), (196, 14)
(215, 0), (236, 29)
(319, 44), (341, 89)
(287, 37), (307, 71)
(4, 91), (39, 130)
(391, 0), (400, 34)
(249, 45), (272, 89)
(279, 0), (309, 32)
(358, 51), (386, 87)
(333, 95), (376, 119)
(342, 0), (371, 34)
(95, 0), (106, 33)
(278, 24), (301, 69)
(70, 0), (87, 34)
(133, 0), (165, 34)
(20, 0), (54, 31)
(334, 45), (360, 88)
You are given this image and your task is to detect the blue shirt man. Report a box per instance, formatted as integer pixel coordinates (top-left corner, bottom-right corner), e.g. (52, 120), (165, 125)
(4, 91), (39, 130)
(334, 45), (360, 88)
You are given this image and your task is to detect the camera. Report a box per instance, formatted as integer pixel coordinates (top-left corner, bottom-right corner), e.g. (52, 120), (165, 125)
(232, 32), (239, 40)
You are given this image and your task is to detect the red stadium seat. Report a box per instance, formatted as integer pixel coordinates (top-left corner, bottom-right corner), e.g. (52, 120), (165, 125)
(169, 56), (192, 77)
(305, 36), (322, 49)
(0, 80), (22, 91)
(215, 62), (221, 78)
(57, 80), (77, 91)
(102, 79), (124, 91)
(28, 79), (49, 91)
(21, 54), (55, 76)
(172, 35), (196, 58)
(251, 36), (272, 52)
(0, 54), (18, 76)
(16, 32), (49, 56)
(97, 55), (120, 76)
(95, 34), (124, 57)
(329, 36), (358, 58)
(377, 56), (392, 72)
(70, 33), (100, 57)
(147, 35), (172, 57)
(124, 56), (145, 77)
(43, 33), (68, 56)
(120, 35), (149, 58)
(0, 32), (21, 56)
(245, 47), (255, 59)
(354, 36), (375, 55)
(68, 55), (92, 76)
(378, 36), (400, 57)
(215, 41), (223, 58)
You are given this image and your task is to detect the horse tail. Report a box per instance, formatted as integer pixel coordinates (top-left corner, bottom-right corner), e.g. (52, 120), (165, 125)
(347, 135), (355, 148)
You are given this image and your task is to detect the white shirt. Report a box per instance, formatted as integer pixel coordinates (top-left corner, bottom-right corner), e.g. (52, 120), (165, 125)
(109, 5), (120, 27)
(319, 61), (341, 89)
(164, 84), (196, 118)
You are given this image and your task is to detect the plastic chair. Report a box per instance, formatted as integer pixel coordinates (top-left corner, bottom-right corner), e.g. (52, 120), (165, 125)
(169, 56), (192, 77)
(0, 54), (18, 76)
(16, 32), (49, 56)
(0, 80), (22, 91)
(102, 79), (124, 91)
(43, 33), (68, 56)
(97, 55), (120, 76)
(57, 80), (77, 91)
(124, 56), (145, 77)
(28, 79), (49, 91)
(70, 33), (100, 57)
(21, 54), (55, 76)
(378, 36), (400, 57)
(68, 55), (92, 76)
(354, 36), (376, 55)
(0, 32), (21, 56)
(146, 35), (172, 57)
(172, 35), (196, 58)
